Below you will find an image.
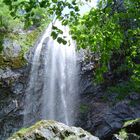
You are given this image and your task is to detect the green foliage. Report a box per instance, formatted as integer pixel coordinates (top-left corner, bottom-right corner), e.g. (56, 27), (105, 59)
(0, 0), (23, 31)
(0, 0), (23, 52)
(107, 80), (140, 100)
(71, 6), (123, 82)
(2, 0), (81, 44)
(71, 0), (140, 84)
(1, 0), (140, 87)
(51, 25), (67, 45)
(3, 0), (80, 28)
(0, 0), (50, 68)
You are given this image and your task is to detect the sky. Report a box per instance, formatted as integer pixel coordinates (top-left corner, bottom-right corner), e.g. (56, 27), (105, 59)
(79, 0), (99, 15)
(63, 0), (99, 16)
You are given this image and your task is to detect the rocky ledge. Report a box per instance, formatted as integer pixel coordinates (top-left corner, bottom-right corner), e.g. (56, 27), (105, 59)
(113, 118), (140, 140)
(8, 120), (99, 140)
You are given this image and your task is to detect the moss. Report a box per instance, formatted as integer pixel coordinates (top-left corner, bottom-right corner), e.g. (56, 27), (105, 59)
(0, 54), (4, 66)
(118, 130), (140, 140)
(8, 120), (56, 139)
(118, 129), (128, 139)
(0, 28), (42, 69)
(123, 118), (140, 128)
(11, 56), (27, 69)
(0, 54), (26, 69)
(115, 118), (140, 140)
(8, 120), (95, 140)
(79, 104), (89, 113)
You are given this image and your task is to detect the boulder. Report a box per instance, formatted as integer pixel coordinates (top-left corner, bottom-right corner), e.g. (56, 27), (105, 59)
(8, 120), (99, 140)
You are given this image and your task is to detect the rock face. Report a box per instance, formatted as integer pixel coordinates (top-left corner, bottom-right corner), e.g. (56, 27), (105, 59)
(78, 69), (140, 139)
(0, 46), (140, 140)
(0, 31), (35, 139)
(0, 66), (29, 139)
(0, 45), (33, 139)
(77, 50), (140, 140)
(8, 120), (99, 140)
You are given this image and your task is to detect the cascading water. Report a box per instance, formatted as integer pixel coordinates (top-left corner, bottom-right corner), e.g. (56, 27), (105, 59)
(24, 20), (79, 126)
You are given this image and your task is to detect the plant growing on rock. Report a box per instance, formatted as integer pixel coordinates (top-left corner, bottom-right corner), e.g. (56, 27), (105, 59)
(71, 0), (140, 87)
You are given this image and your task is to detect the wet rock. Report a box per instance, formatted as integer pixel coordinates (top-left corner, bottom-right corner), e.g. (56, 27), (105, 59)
(8, 120), (100, 140)
(11, 82), (24, 94)
(2, 38), (21, 59)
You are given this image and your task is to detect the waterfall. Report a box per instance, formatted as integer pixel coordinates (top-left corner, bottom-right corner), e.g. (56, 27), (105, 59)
(23, 20), (79, 126)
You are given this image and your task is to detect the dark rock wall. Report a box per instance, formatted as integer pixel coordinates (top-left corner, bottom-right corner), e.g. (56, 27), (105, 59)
(77, 49), (140, 139)
(0, 67), (29, 139)
(0, 39), (34, 139)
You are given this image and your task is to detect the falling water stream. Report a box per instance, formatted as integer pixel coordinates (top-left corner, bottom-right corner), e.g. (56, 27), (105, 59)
(24, 20), (79, 126)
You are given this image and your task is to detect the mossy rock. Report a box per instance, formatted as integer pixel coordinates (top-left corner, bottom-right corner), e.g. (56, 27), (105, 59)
(0, 28), (41, 69)
(114, 118), (140, 140)
(0, 54), (26, 69)
(123, 118), (140, 128)
(8, 120), (99, 140)
(11, 56), (27, 69)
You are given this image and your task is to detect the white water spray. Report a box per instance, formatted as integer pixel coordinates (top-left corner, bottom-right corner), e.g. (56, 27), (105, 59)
(24, 20), (79, 126)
